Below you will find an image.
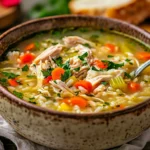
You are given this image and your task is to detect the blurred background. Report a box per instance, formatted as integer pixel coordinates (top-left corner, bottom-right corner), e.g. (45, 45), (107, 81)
(0, 0), (150, 31)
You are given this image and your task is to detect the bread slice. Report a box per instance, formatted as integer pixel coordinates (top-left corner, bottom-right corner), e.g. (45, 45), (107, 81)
(69, 0), (150, 24)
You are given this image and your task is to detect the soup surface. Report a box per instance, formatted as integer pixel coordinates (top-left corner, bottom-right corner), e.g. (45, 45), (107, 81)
(0, 28), (150, 113)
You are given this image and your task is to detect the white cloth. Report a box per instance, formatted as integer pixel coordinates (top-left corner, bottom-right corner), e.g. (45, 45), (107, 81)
(0, 116), (150, 150)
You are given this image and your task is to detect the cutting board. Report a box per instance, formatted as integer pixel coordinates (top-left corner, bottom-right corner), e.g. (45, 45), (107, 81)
(0, 4), (20, 29)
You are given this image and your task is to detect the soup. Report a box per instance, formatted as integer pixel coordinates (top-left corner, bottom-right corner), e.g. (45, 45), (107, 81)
(0, 28), (150, 113)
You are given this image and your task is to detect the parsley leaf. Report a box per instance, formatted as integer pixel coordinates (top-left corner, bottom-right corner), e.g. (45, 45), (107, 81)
(0, 78), (8, 86)
(61, 69), (71, 81)
(82, 43), (91, 48)
(124, 72), (132, 79)
(103, 102), (110, 107)
(29, 97), (36, 104)
(53, 57), (63, 67)
(42, 68), (53, 77)
(101, 81), (108, 86)
(34, 41), (40, 48)
(2, 72), (19, 79)
(101, 60), (124, 70)
(78, 52), (88, 61)
(13, 91), (23, 99)
(125, 59), (133, 65)
(26, 75), (36, 78)
(22, 65), (29, 72)
(107, 55), (114, 58)
(91, 66), (102, 71)
(74, 67), (80, 71)
(62, 61), (70, 70)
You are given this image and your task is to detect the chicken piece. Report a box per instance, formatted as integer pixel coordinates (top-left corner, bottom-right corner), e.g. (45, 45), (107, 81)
(73, 66), (89, 79)
(63, 36), (95, 48)
(86, 75), (112, 87)
(93, 84), (106, 94)
(69, 56), (82, 69)
(33, 44), (64, 64)
(50, 80), (74, 95)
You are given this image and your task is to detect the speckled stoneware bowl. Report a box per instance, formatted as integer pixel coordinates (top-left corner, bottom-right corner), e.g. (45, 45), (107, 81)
(0, 15), (150, 150)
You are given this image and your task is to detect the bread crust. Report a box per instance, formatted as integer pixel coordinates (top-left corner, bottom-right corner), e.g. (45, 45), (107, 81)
(69, 0), (150, 24)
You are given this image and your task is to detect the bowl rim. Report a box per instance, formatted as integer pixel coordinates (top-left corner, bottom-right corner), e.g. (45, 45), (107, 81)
(0, 15), (150, 118)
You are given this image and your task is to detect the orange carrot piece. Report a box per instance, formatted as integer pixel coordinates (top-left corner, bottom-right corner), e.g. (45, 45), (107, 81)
(63, 96), (88, 108)
(24, 43), (35, 51)
(51, 67), (65, 80)
(93, 60), (108, 69)
(20, 53), (35, 64)
(43, 76), (52, 85)
(8, 79), (18, 87)
(128, 82), (141, 92)
(135, 51), (150, 61)
(105, 43), (116, 53)
(74, 80), (93, 93)
(119, 104), (125, 109)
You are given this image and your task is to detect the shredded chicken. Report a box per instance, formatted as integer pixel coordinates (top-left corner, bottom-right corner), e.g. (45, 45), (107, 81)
(33, 44), (64, 64)
(63, 36), (95, 48)
(86, 75), (112, 87)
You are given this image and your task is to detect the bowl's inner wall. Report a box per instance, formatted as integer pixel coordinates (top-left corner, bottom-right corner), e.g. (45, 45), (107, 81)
(0, 16), (150, 55)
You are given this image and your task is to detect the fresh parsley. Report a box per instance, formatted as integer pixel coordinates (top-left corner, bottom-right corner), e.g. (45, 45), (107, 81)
(107, 55), (114, 58)
(0, 78), (8, 86)
(2, 72), (19, 79)
(101, 60), (124, 70)
(42, 68), (53, 77)
(26, 75), (36, 78)
(61, 69), (71, 81)
(53, 57), (63, 67)
(124, 72), (132, 79)
(82, 43), (91, 48)
(78, 52), (88, 61)
(125, 59), (133, 65)
(91, 66), (102, 72)
(29, 97), (36, 104)
(22, 65), (29, 72)
(13, 91), (23, 99)
(101, 81), (108, 86)
(74, 67), (80, 71)
(103, 102), (110, 107)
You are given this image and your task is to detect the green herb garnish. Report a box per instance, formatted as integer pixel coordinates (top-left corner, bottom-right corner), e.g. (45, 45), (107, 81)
(82, 43), (91, 48)
(22, 65), (29, 72)
(0, 78), (8, 86)
(2, 72), (19, 79)
(101, 60), (124, 70)
(101, 81), (108, 86)
(74, 67), (80, 71)
(103, 102), (110, 107)
(42, 68), (53, 77)
(107, 55), (114, 58)
(29, 97), (36, 104)
(124, 72), (132, 79)
(61, 69), (71, 81)
(34, 41), (40, 48)
(91, 66), (102, 71)
(78, 52), (88, 61)
(26, 75), (36, 78)
(53, 57), (63, 67)
(13, 91), (23, 99)
(125, 59), (133, 65)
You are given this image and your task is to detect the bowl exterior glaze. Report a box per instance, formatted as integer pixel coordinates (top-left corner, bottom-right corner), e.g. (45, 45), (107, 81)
(0, 16), (150, 150)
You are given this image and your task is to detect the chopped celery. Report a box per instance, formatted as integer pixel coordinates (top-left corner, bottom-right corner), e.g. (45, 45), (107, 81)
(110, 76), (127, 92)
(66, 76), (77, 87)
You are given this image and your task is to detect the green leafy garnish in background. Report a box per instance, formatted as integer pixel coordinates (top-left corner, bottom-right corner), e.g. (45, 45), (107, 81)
(28, 0), (71, 19)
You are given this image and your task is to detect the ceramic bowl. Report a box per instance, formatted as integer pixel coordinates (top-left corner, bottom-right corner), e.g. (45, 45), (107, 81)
(0, 15), (150, 150)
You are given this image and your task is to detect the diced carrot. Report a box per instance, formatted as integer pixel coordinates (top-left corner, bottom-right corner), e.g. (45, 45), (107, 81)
(20, 53), (35, 64)
(43, 76), (52, 85)
(24, 43), (35, 51)
(74, 80), (93, 93)
(135, 51), (150, 61)
(105, 43), (116, 53)
(8, 79), (18, 87)
(93, 60), (108, 69)
(119, 104), (125, 109)
(62, 96), (88, 108)
(51, 67), (65, 80)
(128, 82), (141, 92)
